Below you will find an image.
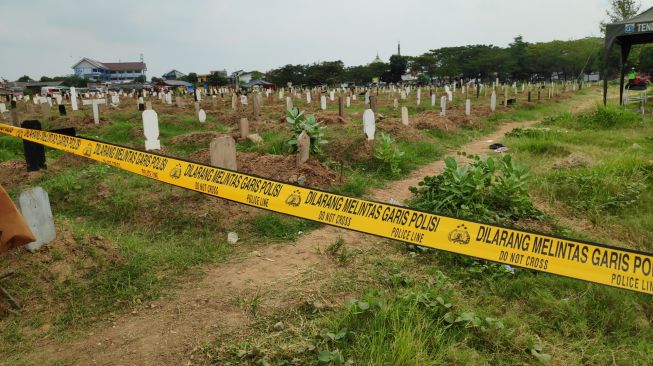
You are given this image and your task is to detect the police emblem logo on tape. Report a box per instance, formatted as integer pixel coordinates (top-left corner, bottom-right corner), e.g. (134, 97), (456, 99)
(83, 145), (92, 157)
(285, 190), (301, 207)
(625, 23), (635, 33)
(448, 224), (470, 245)
(169, 164), (182, 179)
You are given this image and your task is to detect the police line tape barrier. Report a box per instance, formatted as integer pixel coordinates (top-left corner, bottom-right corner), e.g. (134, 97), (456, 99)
(2, 122), (653, 295)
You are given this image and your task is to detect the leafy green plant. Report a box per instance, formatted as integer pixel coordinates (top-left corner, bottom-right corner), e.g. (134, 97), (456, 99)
(409, 154), (540, 224)
(286, 107), (327, 154)
(374, 133), (405, 177)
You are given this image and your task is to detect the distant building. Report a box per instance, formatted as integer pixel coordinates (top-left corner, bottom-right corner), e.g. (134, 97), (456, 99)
(370, 53), (383, 64)
(197, 70), (228, 84)
(72, 58), (147, 81)
(230, 70), (254, 85)
(6, 81), (65, 95)
(162, 69), (186, 80)
(241, 79), (276, 89)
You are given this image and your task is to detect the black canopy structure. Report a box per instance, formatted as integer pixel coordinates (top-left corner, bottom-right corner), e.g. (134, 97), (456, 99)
(603, 6), (653, 105)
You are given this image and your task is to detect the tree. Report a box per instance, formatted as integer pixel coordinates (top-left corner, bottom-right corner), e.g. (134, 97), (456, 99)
(387, 55), (408, 83)
(181, 72), (198, 84)
(40, 76), (53, 82)
(134, 75), (146, 83)
(151, 77), (163, 83)
(601, 0), (641, 32)
(638, 46), (653, 74)
(17, 75), (32, 82)
(207, 72), (229, 86)
(508, 35), (530, 80)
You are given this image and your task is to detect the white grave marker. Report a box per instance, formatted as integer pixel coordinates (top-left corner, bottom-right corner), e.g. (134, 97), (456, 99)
(363, 109), (375, 140)
(142, 110), (161, 150)
(440, 96), (447, 116)
(401, 106), (409, 126)
(82, 98), (106, 124)
(70, 87), (78, 111)
(19, 187), (56, 252)
(198, 109), (206, 123)
(320, 95), (327, 110)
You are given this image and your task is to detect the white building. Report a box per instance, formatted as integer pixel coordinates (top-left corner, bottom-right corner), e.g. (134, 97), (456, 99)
(72, 58), (147, 81)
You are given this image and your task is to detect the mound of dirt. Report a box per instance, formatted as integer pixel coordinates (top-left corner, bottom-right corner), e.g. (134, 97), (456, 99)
(314, 112), (345, 125)
(376, 119), (425, 141)
(322, 134), (376, 163)
(187, 150), (338, 188)
(168, 131), (222, 145)
(552, 152), (592, 169)
(0, 160), (35, 188)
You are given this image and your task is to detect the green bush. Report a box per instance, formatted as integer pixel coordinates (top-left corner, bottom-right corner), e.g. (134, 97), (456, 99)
(286, 107), (327, 154)
(409, 154), (540, 224)
(374, 133), (405, 177)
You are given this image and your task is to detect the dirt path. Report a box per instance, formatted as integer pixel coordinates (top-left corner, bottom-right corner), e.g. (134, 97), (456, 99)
(28, 96), (600, 365)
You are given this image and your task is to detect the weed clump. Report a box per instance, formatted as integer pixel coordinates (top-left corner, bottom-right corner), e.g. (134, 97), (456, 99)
(543, 105), (643, 130)
(409, 154), (540, 225)
(374, 133), (405, 178)
(286, 107), (327, 154)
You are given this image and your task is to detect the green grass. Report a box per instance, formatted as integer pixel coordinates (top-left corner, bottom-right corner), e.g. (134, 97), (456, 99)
(251, 212), (319, 242)
(0, 135), (23, 161)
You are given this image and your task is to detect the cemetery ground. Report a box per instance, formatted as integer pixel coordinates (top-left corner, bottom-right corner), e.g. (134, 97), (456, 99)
(1, 86), (651, 365)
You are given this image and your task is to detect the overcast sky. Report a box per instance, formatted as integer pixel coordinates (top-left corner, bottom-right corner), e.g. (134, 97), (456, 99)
(1, 0), (652, 81)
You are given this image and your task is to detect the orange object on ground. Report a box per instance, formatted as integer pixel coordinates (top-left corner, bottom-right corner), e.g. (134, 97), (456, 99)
(0, 185), (36, 253)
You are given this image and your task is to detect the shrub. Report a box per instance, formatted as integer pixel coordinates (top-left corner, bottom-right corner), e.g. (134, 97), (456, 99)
(409, 154), (540, 224)
(374, 133), (405, 177)
(286, 107), (327, 154)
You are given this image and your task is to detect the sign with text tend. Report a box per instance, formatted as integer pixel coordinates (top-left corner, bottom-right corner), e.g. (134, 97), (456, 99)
(1, 122), (652, 295)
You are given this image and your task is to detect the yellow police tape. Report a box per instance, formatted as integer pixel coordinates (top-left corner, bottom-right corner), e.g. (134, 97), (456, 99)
(2, 122), (653, 295)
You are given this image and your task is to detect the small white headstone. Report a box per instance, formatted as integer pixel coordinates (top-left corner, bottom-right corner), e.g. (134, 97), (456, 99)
(0, 103), (6, 113)
(195, 89), (202, 101)
(70, 87), (78, 111)
(198, 109), (206, 123)
(465, 99), (471, 116)
(440, 96), (447, 116)
(19, 187), (56, 252)
(490, 91), (497, 112)
(393, 99), (398, 109)
(447, 91), (453, 102)
(82, 98), (106, 124)
(306, 92), (311, 103)
(431, 94), (436, 106)
(346, 96), (351, 107)
(240, 95), (248, 105)
(329, 90), (335, 101)
(286, 96), (293, 110)
(142, 110), (161, 150)
(401, 106), (409, 126)
(210, 136), (237, 170)
(320, 95), (327, 110)
(363, 109), (375, 140)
